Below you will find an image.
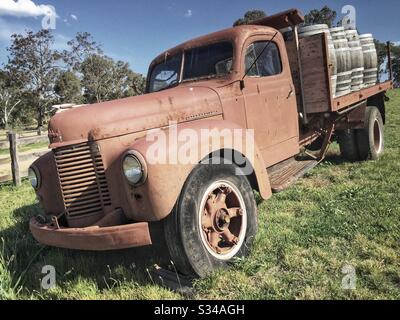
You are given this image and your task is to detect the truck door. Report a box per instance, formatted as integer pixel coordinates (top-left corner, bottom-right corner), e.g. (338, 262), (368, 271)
(242, 34), (299, 167)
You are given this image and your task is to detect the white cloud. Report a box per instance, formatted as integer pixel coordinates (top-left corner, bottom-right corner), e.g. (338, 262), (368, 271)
(0, 0), (54, 18)
(184, 9), (192, 18)
(70, 14), (77, 21)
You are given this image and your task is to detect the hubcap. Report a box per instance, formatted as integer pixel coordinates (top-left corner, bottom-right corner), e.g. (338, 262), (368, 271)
(373, 118), (383, 153)
(198, 180), (247, 260)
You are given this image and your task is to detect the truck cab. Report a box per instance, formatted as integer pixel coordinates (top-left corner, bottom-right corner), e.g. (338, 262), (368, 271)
(146, 25), (300, 166)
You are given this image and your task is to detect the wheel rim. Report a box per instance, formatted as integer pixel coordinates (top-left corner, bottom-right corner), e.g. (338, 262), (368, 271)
(373, 118), (383, 154)
(198, 180), (247, 260)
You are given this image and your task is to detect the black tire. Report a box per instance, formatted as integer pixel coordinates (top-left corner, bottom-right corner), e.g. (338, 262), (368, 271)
(355, 106), (384, 160)
(163, 162), (258, 278)
(337, 129), (359, 162)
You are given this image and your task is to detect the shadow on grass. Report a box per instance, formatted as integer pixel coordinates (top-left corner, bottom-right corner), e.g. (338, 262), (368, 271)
(0, 203), (172, 296)
(322, 152), (347, 165)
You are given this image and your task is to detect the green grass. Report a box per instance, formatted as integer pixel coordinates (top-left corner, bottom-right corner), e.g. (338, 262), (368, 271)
(1, 90), (399, 300)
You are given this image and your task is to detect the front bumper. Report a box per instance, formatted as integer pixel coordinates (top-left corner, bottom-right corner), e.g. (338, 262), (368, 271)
(30, 217), (152, 251)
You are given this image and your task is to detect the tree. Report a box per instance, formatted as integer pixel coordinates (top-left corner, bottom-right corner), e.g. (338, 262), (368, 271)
(54, 71), (82, 104)
(373, 40), (400, 86)
(375, 40), (388, 78)
(233, 10), (267, 27)
(81, 54), (136, 103)
(63, 32), (103, 72)
(392, 56), (400, 88)
(0, 70), (21, 129)
(304, 6), (337, 27)
(389, 43), (400, 87)
(6, 30), (61, 128)
(127, 71), (146, 96)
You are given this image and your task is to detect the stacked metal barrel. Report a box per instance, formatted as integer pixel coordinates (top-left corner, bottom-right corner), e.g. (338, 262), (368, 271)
(330, 27), (379, 94)
(359, 34), (378, 87)
(330, 27), (352, 96)
(345, 30), (365, 92)
(298, 23), (379, 97)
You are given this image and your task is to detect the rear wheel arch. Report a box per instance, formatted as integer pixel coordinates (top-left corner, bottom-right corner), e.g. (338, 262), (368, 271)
(367, 93), (386, 124)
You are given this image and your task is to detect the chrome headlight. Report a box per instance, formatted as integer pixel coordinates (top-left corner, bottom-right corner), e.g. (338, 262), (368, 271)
(28, 166), (40, 190)
(122, 152), (146, 185)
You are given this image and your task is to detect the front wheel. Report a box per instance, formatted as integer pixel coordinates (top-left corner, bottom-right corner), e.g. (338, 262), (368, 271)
(163, 162), (258, 278)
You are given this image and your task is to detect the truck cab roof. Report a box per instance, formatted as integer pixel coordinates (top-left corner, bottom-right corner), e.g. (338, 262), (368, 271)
(148, 25), (280, 71)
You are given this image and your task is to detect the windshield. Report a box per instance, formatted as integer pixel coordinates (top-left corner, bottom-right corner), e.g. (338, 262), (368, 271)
(148, 53), (182, 93)
(148, 41), (233, 93)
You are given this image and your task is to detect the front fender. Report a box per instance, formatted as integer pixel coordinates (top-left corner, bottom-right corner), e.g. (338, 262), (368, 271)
(122, 118), (272, 221)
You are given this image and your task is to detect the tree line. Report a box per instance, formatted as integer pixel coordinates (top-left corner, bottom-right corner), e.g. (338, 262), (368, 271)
(0, 30), (146, 129)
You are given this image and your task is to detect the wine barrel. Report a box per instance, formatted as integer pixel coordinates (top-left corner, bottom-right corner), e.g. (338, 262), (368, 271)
(359, 34), (378, 87)
(298, 24), (337, 97)
(345, 29), (364, 92)
(330, 27), (352, 96)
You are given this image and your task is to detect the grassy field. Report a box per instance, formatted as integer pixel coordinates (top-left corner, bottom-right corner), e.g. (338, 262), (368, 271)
(0, 90), (399, 300)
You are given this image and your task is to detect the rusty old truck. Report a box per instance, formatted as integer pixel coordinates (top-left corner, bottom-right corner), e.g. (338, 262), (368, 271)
(29, 9), (393, 277)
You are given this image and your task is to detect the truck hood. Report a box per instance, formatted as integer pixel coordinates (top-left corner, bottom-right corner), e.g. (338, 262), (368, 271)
(48, 85), (223, 147)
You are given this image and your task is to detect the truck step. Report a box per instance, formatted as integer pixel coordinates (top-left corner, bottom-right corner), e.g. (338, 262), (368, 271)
(267, 157), (318, 193)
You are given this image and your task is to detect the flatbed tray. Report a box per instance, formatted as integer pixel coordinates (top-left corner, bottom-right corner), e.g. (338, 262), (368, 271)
(332, 81), (392, 112)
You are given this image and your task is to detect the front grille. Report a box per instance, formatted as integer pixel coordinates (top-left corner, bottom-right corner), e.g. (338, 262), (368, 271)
(54, 142), (112, 218)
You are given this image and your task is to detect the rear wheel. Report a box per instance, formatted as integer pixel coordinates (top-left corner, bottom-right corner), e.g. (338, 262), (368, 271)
(163, 162), (258, 278)
(337, 129), (359, 162)
(355, 106), (384, 160)
(337, 106), (384, 161)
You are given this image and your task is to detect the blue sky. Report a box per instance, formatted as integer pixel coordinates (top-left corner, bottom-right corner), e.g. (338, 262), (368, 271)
(0, 0), (399, 75)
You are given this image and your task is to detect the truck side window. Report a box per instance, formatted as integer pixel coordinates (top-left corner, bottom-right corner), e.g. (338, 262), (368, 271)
(245, 41), (282, 77)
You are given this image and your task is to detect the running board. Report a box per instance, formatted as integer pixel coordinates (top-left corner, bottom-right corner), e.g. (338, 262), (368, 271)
(267, 157), (318, 193)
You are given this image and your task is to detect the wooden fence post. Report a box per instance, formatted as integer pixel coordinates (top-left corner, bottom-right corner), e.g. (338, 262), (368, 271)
(8, 132), (21, 187)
